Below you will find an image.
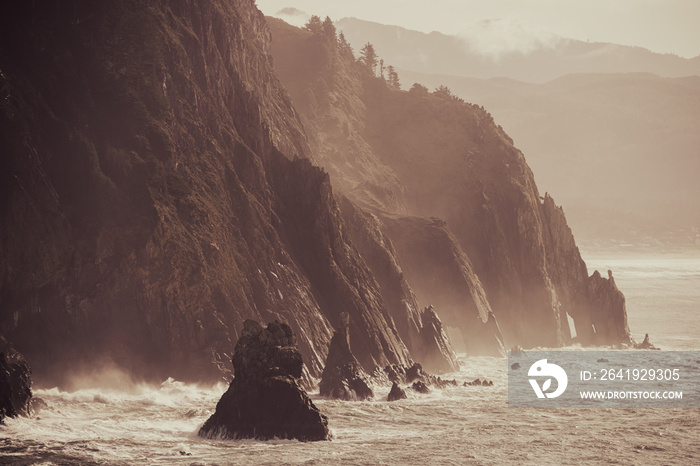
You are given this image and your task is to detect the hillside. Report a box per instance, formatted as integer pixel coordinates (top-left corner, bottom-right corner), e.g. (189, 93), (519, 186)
(268, 17), (631, 351)
(394, 70), (700, 249)
(0, 0), (438, 385)
(336, 17), (700, 83)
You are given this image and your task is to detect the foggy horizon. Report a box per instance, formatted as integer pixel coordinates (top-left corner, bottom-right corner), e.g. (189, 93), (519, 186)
(258, 0), (700, 59)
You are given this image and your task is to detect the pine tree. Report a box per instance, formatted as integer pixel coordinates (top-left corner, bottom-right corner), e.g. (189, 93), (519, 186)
(338, 32), (354, 58)
(305, 15), (322, 33)
(321, 16), (336, 39)
(409, 83), (429, 95)
(387, 65), (400, 90)
(359, 42), (378, 76)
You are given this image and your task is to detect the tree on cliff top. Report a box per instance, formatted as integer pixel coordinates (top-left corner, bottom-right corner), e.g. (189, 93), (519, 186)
(305, 15), (322, 33)
(338, 31), (354, 58)
(359, 42), (378, 76)
(321, 16), (336, 39)
(387, 65), (400, 90)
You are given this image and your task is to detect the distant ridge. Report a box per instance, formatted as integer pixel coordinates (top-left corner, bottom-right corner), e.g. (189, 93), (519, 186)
(336, 17), (700, 83)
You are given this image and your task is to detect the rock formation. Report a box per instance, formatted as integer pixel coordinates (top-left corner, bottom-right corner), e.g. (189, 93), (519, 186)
(634, 334), (660, 350)
(319, 314), (374, 401)
(0, 0), (414, 385)
(387, 382), (407, 401)
(411, 381), (430, 394)
(268, 18), (633, 352)
(338, 197), (459, 372)
(0, 337), (32, 423)
(198, 320), (329, 441)
(378, 214), (503, 356)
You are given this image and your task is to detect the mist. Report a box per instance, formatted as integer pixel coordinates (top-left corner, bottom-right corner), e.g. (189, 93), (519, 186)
(457, 18), (564, 60)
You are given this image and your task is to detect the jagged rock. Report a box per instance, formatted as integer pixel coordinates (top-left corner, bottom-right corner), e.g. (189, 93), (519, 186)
(199, 320), (329, 441)
(433, 377), (458, 389)
(319, 315), (374, 401)
(337, 197), (459, 373)
(634, 334), (660, 350)
(412, 381), (430, 394)
(0, 337), (33, 423)
(0, 0), (413, 387)
(511, 363), (521, 370)
(378, 214), (503, 357)
(383, 364), (407, 384)
(463, 378), (493, 387)
(269, 20), (634, 352)
(405, 363), (429, 383)
(387, 382), (407, 401)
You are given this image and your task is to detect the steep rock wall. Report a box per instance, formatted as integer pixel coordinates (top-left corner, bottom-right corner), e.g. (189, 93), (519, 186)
(268, 18), (632, 350)
(0, 0), (411, 385)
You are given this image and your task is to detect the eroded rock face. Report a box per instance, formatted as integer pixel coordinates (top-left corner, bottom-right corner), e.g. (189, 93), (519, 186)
(387, 382), (407, 401)
(268, 20), (632, 351)
(319, 315), (374, 401)
(0, 337), (32, 423)
(199, 320), (329, 441)
(337, 197), (458, 373)
(0, 0), (412, 385)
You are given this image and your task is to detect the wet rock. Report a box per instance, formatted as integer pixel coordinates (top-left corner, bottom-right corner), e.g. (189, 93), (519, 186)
(411, 381), (430, 394)
(0, 337), (33, 423)
(387, 382), (407, 401)
(463, 378), (494, 387)
(511, 363), (521, 370)
(319, 315), (374, 401)
(383, 364), (407, 384)
(199, 320), (329, 441)
(405, 363), (429, 383)
(634, 334), (660, 350)
(433, 377), (458, 389)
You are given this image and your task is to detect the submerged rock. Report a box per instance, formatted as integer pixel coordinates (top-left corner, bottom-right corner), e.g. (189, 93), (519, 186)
(634, 334), (660, 350)
(463, 379), (494, 387)
(411, 381), (430, 394)
(0, 337), (33, 423)
(319, 314), (374, 401)
(387, 382), (407, 401)
(198, 320), (329, 441)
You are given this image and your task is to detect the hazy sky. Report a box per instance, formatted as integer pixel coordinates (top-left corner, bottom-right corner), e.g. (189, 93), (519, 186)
(256, 0), (700, 58)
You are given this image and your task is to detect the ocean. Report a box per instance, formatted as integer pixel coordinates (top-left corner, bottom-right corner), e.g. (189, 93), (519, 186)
(2, 254), (699, 465)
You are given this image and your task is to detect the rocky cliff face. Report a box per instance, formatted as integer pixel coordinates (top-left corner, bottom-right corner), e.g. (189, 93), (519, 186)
(337, 197), (459, 372)
(0, 336), (33, 422)
(0, 0), (415, 385)
(268, 18), (632, 350)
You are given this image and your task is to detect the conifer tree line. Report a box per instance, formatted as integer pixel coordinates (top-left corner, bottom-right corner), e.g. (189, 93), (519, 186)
(302, 15), (458, 97)
(304, 15), (401, 91)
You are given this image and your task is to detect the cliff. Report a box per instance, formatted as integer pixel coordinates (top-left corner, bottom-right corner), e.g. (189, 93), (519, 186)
(268, 18), (632, 350)
(0, 0), (416, 385)
(338, 198), (459, 372)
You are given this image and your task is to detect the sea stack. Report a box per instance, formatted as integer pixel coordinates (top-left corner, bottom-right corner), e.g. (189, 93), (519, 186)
(319, 314), (374, 401)
(199, 320), (329, 441)
(0, 337), (33, 423)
